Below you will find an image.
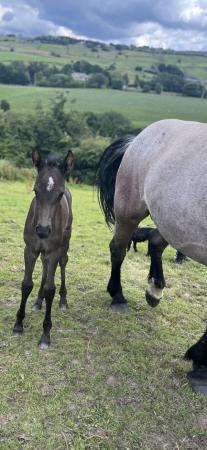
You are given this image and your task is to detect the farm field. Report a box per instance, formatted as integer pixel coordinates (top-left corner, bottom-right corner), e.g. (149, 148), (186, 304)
(0, 85), (207, 128)
(0, 36), (207, 81)
(1, 181), (207, 449)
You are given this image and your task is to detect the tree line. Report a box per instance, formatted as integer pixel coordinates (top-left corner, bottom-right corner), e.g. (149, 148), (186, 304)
(0, 61), (206, 97)
(0, 95), (140, 183)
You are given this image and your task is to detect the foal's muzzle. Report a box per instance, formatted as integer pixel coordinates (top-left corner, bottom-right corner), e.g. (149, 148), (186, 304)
(36, 225), (51, 239)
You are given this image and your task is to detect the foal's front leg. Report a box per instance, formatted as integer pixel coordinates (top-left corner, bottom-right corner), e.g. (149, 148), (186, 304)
(38, 253), (59, 349)
(32, 255), (47, 311)
(59, 254), (69, 310)
(13, 246), (38, 335)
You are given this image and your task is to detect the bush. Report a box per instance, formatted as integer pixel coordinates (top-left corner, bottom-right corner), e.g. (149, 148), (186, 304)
(0, 159), (21, 180)
(0, 100), (10, 112)
(72, 136), (110, 183)
(183, 82), (205, 98)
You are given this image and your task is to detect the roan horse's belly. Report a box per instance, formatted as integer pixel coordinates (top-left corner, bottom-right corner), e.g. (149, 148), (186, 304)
(144, 169), (207, 266)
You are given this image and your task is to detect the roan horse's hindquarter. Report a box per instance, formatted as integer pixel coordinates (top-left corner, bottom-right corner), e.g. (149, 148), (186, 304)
(13, 149), (74, 348)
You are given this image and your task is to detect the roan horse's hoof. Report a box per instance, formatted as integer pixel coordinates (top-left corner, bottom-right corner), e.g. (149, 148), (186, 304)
(145, 290), (161, 307)
(187, 368), (207, 395)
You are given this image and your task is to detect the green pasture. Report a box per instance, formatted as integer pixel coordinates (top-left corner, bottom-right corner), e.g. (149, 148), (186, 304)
(0, 36), (207, 82)
(1, 182), (207, 449)
(0, 85), (207, 128)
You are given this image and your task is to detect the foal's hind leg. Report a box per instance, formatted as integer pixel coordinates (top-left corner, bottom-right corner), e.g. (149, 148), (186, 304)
(146, 229), (168, 307)
(32, 255), (47, 311)
(107, 219), (138, 312)
(13, 246), (38, 335)
(59, 254), (68, 310)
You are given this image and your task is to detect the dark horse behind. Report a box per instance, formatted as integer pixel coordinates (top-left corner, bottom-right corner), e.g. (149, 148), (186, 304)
(98, 119), (207, 394)
(13, 149), (74, 348)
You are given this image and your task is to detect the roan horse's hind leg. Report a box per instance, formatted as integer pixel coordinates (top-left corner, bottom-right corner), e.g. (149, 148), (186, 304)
(107, 219), (138, 312)
(146, 229), (168, 307)
(13, 246), (38, 335)
(32, 255), (47, 311)
(59, 254), (68, 310)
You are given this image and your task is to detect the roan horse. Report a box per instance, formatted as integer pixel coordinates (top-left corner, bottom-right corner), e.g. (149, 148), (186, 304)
(98, 119), (207, 392)
(13, 148), (74, 348)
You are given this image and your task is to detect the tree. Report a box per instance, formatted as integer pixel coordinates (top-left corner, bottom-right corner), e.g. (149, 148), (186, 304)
(109, 73), (124, 90)
(87, 73), (108, 88)
(183, 82), (205, 98)
(0, 100), (10, 112)
(155, 82), (163, 94)
(123, 73), (129, 86)
(134, 74), (139, 87)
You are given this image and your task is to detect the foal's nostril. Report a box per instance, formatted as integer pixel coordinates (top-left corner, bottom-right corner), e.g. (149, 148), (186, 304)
(36, 225), (51, 239)
(36, 225), (40, 234)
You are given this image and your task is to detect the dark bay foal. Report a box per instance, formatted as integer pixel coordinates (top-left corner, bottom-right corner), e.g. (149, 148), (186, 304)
(127, 227), (187, 263)
(13, 149), (74, 348)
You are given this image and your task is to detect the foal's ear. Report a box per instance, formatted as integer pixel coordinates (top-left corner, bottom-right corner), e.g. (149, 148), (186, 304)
(32, 148), (42, 170)
(62, 151), (74, 172)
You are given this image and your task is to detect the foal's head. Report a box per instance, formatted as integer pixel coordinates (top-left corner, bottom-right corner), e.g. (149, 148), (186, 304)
(32, 148), (74, 239)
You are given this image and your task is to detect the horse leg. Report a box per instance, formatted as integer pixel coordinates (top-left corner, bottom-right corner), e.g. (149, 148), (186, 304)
(127, 240), (132, 252)
(146, 229), (168, 307)
(32, 255), (47, 311)
(38, 254), (59, 349)
(13, 246), (38, 335)
(59, 254), (68, 310)
(175, 251), (187, 264)
(185, 329), (207, 394)
(107, 219), (138, 312)
(133, 240), (138, 252)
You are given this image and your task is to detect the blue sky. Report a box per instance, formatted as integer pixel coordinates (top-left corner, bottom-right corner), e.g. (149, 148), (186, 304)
(0, 0), (207, 51)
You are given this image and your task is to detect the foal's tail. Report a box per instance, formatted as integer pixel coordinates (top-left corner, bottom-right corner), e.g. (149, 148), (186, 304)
(97, 136), (133, 227)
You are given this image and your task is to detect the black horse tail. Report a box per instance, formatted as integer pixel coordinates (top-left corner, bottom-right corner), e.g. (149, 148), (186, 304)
(97, 135), (134, 227)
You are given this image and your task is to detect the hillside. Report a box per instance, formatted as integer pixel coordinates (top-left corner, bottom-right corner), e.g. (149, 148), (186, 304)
(0, 35), (207, 84)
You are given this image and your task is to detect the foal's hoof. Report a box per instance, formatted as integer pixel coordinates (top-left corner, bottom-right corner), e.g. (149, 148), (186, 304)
(12, 325), (23, 336)
(187, 368), (207, 395)
(111, 293), (128, 313)
(32, 300), (42, 311)
(145, 290), (160, 308)
(111, 303), (129, 313)
(38, 333), (50, 349)
(59, 303), (68, 311)
(39, 341), (50, 350)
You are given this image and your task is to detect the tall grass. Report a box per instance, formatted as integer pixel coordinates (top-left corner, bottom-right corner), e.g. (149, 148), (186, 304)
(0, 159), (35, 183)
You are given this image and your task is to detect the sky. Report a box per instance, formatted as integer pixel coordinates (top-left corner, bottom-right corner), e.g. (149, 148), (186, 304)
(0, 0), (207, 51)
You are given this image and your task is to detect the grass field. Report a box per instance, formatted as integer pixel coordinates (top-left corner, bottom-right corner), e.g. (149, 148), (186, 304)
(0, 85), (207, 128)
(1, 182), (207, 449)
(0, 36), (207, 82)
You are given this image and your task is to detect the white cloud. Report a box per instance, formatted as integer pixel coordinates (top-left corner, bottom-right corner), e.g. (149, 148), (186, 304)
(0, 2), (82, 38)
(0, 4), (12, 20)
(132, 22), (207, 51)
(0, 0), (207, 51)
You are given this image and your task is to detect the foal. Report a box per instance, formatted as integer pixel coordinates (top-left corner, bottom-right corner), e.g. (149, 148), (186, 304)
(13, 149), (74, 348)
(128, 227), (187, 263)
